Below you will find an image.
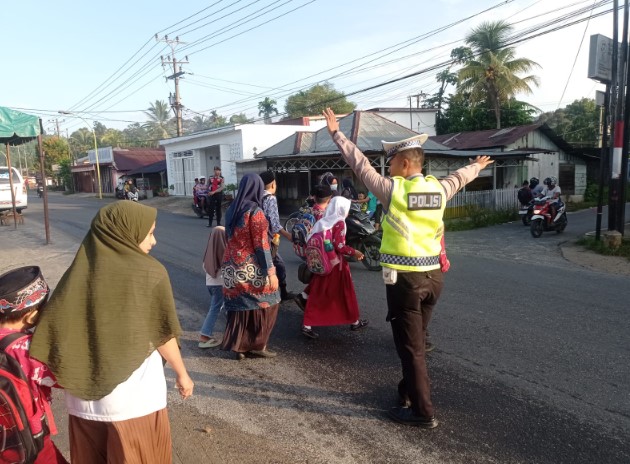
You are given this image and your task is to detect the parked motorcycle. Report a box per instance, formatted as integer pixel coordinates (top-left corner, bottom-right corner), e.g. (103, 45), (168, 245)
(345, 203), (382, 271)
(518, 200), (534, 226)
(530, 197), (567, 238)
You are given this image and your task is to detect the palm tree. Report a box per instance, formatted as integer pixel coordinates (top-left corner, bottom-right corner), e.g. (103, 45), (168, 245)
(143, 100), (172, 139)
(258, 97), (278, 124)
(457, 21), (540, 129)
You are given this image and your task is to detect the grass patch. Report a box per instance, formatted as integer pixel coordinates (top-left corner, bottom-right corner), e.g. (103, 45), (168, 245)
(444, 207), (518, 231)
(576, 236), (630, 260)
(566, 200), (599, 212)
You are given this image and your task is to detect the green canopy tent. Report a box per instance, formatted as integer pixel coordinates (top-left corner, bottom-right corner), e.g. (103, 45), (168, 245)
(0, 106), (50, 242)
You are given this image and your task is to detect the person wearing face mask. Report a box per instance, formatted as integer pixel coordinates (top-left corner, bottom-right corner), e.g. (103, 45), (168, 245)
(319, 172), (340, 195)
(322, 107), (493, 429)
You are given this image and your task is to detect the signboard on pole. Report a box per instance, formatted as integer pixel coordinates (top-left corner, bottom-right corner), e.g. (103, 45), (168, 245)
(588, 34), (622, 83)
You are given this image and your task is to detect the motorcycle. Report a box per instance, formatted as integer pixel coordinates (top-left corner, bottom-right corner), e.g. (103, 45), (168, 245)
(530, 197), (567, 238)
(284, 198), (315, 231)
(345, 203), (382, 271)
(518, 200), (534, 226)
(115, 185), (126, 199)
(192, 193), (208, 218)
(37, 185), (43, 198)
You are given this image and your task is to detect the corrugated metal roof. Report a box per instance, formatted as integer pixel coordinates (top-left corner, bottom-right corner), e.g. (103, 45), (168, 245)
(113, 148), (165, 172)
(431, 123), (549, 150)
(256, 111), (543, 160)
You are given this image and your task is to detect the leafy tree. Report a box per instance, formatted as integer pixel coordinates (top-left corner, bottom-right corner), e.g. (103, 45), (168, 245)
(39, 137), (70, 175)
(187, 115), (212, 133)
(258, 97), (279, 124)
(101, 128), (125, 148)
(284, 83), (356, 118)
(207, 110), (227, 128)
(93, 121), (108, 140)
(57, 158), (74, 191)
(143, 100), (173, 140)
(229, 113), (252, 124)
(437, 93), (536, 134)
(457, 21), (540, 129)
(122, 123), (152, 147)
(538, 98), (600, 148)
(69, 127), (96, 156)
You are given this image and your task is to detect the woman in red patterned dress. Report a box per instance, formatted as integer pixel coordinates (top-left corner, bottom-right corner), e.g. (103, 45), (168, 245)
(221, 173), (281, 359)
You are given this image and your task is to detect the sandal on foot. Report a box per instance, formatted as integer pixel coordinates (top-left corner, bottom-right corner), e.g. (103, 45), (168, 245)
(301, 327), (319, 339)
(198, 338), (221, 349)
(350, 319), (369, 331)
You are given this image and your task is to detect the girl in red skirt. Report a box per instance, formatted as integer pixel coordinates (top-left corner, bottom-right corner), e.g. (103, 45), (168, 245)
(302, 196), (369, 339)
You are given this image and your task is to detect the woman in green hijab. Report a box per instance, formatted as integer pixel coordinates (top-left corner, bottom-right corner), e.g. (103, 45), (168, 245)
(31, 201), (193, 464)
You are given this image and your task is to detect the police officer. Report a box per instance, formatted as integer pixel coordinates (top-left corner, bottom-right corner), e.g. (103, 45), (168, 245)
(323, 108), (493, 428)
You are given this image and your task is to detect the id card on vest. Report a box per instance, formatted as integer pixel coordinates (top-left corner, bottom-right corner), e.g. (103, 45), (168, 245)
(407, 193), (442, 210)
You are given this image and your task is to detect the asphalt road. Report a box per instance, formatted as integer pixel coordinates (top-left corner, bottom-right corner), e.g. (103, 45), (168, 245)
(6, 193), (629, 464)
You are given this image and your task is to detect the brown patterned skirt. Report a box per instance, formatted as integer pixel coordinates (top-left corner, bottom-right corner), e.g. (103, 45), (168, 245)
(221, 303), (279, 353)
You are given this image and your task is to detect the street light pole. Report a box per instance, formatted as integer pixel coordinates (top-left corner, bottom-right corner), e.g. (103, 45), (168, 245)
(59, 111), (102, 199)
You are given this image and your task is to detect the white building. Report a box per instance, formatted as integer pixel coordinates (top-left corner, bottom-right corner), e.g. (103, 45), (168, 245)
(159, 123), (318, 196)
(367, 107), (437, 136)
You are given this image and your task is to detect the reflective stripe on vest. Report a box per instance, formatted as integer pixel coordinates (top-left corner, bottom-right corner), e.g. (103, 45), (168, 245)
(380, 175), (445, 271)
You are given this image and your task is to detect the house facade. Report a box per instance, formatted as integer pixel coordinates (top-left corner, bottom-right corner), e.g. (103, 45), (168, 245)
(253, 111), (529, 212)
(432, 124), (588, 200)
(71, 147), (165, 195)
(159, 123), (318, 196)
(367, 107), (437, 135)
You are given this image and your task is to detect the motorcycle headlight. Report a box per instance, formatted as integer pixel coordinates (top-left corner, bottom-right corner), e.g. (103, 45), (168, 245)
(533, 209), (542, 214)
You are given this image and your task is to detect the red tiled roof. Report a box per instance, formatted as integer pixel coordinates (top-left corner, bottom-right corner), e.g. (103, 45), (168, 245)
(113, 148), (165, 172)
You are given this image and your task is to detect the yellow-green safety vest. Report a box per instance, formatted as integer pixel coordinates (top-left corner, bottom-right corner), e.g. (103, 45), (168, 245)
(380, 175), (445, 271)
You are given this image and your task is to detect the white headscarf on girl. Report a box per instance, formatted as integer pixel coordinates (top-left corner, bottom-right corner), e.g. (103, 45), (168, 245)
(307, 196), (351, 241)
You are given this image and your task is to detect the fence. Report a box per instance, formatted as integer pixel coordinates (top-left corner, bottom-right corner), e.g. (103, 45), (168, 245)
(444, 188), (519, 219)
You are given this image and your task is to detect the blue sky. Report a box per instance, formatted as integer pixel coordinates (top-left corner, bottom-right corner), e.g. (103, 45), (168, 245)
(4, 0), (614, 134)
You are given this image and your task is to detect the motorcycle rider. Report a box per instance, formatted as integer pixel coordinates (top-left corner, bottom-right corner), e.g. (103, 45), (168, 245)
(540, 176), (563, 222)
(517, 180), (533, 206)
(195, 177), (209, 213)
(529, 177), (543, 197)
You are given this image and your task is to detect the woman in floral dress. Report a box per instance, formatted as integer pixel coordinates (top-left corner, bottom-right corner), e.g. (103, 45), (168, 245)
(221, 173), (280, 359)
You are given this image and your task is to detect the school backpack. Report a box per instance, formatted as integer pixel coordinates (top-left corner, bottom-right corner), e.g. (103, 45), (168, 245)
(291, 212), (316, 259)
(305, 229), (340, 276)
(0, 333), (46, 464)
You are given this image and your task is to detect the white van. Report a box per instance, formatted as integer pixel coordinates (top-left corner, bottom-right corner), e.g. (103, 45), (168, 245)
(0, 167), (28, 213)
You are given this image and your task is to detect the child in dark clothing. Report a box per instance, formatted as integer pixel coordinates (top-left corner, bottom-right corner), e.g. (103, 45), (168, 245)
(0, 266), (68, 464)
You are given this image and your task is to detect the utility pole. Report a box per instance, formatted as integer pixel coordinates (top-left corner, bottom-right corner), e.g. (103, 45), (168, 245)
(157, 34), (188, 137)
(408, 92), (426, 131)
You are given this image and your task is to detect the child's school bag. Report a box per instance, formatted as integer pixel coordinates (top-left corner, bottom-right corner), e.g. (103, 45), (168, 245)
(305, 229), (340, 276)
(0, 333), (47, 464)
(291, 212), (316, 259)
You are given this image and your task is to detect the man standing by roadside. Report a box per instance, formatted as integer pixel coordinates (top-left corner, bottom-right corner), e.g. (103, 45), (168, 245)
(260, 170), (297, 302)
(323, 108), (493, 428)
(207, 166), (224, 227)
